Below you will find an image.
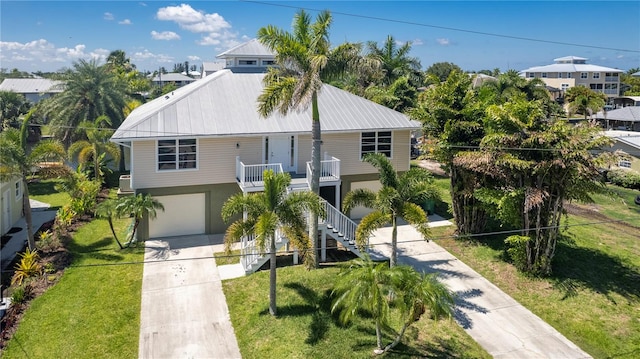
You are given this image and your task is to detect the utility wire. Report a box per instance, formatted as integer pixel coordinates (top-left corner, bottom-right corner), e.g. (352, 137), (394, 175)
(239, 0), (640, 53)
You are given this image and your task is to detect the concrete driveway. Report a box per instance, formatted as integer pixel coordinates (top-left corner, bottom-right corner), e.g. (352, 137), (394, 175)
(139, 235), (241, 359)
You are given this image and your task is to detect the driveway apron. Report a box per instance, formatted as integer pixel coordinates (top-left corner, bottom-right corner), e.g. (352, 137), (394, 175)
(139, 235), (241, 359)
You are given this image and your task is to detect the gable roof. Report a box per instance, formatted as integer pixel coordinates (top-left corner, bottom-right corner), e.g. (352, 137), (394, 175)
(0, 78), (63, 94)
(111, 69), (418, 141)
(603, 130), (640, 150)
(151, 73), (197, 82)
(216, 39), (274, 59)
(594, 107), (640, 122)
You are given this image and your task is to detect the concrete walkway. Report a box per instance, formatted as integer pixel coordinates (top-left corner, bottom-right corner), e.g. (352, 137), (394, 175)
(139, 235), (241, 359)
(369, 224), (592, 359)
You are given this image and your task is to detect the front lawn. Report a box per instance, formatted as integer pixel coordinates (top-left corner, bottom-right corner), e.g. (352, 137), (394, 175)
(1, 217), (144, 358)
(27, 178), (70, 208)
(222, 264), (490, 358)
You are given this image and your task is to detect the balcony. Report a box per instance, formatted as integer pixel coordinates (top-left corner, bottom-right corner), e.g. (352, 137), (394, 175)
(236, 155), (341, 193)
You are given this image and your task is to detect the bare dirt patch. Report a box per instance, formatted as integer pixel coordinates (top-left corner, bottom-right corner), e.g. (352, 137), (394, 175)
(415, 159), (448, 177)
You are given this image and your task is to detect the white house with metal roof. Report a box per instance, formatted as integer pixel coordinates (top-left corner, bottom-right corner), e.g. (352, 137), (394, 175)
(0, 78), (63, 103)
(151, 73), (197, 87)
(111, 40), (419, 272)
(602, 130), (640, 173)
(519, 56), (623, 100)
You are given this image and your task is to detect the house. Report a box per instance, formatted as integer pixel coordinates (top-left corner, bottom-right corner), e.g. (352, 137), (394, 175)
(1, 178), (23, 237)
(111, 40), (419, 272)
(613, 96), (640, 108)
(0, 78), (63, 103)
(200, 61), (225, 78)
(594, 106), (640, 131)
(151, 73), (197, 88)
(602, 130), (640, 173)
(519, 56), (624, 102)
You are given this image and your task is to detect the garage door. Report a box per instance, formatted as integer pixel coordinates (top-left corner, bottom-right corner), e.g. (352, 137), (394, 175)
(348, 180), (382, 219)
(149, 193), (205, 238)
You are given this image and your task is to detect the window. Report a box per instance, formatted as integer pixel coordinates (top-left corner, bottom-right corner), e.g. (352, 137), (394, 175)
(567, 73), (572, 78)
(238, 59), (257, 66)
(580, 72), (588, 79)
(561, 83), (570, 90)
(619, 160), (631, 168)
(541, 72), (547, 78)
(557, 73), (563, 78)
(15, 181), (21, 199)
(157, 139), (197, 171)
(590, 84), (603, 90)
(605, 72), (619, 78)
(527, 72), (535, 78)
(593, 72), (600, 79)
(361, 131), (392, 158)
(262, 60), (275, 66)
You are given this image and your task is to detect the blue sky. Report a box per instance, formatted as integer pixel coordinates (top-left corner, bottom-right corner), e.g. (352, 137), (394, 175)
(1, 1), (639, 73)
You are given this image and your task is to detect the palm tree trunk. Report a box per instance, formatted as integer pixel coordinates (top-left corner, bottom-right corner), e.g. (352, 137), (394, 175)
(310, 92), (321, 268)
(107, 216), (124, 249)
(269, 233), (277, 316)
(374, 318), (384, 354)
(22, 176), (36, 250)
(390, 215), (398, 267)
(383, 322), (410, 353)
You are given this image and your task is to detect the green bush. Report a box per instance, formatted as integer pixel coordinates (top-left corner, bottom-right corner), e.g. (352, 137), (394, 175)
(504, 235), (530, 271)
(10, 284), (34, 304)
(607, 169), (640, 190)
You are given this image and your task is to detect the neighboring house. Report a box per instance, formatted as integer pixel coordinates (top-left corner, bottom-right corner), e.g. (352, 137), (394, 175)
(0, 78), (63, 103)
(594, 106), (640, 131)
(151, 73), (197, 88)
(613, 96), (640, 108)
(111, 40), (419, 272)
(201, 61), (225, 78)
(519, 56), (624, 101)
(602, 130), (640, 173)
(0, 178), (23, 237)
(215, 38), (276, 68)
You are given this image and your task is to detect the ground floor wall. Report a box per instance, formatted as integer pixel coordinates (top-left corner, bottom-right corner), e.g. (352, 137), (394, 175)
(1, 179), (23, 236)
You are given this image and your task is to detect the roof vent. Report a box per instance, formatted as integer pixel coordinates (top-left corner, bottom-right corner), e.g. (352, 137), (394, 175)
(164, 95), (170, 100)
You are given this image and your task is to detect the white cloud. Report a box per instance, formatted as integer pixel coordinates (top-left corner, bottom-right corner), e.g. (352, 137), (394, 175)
(139, 2), (147, 7)
(156, 4), (238, 48)
(119, 19), (132, 25)
(0, 39), (109, 70)
(132, 49), (174, 63)
(187, 55), (201, 61)
(436, 38), (450, 46)
(104, 12), (114, 21)
(617, 55), (624, 59)
(412, 38), (424, 46)
(151, 30), (181, 41)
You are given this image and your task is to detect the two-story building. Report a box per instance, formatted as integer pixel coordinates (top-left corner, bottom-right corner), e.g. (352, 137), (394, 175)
(111, 40), (419, 272)
(519, 56), (624, 102)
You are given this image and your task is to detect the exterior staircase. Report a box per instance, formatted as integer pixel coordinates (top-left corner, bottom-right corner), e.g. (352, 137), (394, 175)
(240, 229), (289, 274)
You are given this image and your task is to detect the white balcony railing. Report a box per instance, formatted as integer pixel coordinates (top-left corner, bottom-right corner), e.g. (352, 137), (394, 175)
(236, 156), (283, 187)
(306, 156), (341, 186)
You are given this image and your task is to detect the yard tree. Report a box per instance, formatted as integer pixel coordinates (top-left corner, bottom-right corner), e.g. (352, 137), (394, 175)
(332, 256), (454, 355)
(221, 170), (323, 316)
(424, 61), (463, 83)
(342, 153), (438, 267)
(257, 10), (363, 267)
(0, 90), (31, 130)
(68, 115), (120, 184)
(0, 111), (66, 249)
(115, 193), (164, 245)
(366, 35), (422, 87)
(95, 199), (125, 249)
(565, 86), (607, 120)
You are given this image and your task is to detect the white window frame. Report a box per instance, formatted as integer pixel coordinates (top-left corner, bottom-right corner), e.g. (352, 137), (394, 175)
(527, 72), (535, 78)
(15, 181), (21, 200)
(567, 73), (572, 78)
(261, 59), (275, 66)
(237, 59), (257, 66)
(619, 160), (631, 168)
(157, 138), (198, 172)
(557, 73), (563, 78)
(580, 72), (588, 79)
(541, 72), (547, 78)
(593, 72), (600, 79)
(361, 131), (392, 159)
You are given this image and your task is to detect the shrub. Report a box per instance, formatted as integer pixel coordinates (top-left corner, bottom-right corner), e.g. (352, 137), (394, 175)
(55, 205), (76, 230)
(37, 230), (61, 251)
(607, 169), (640, 190)
(11, 249), (42, 286)
(504, 235), (530, 271)
(10, 284), (34, 305)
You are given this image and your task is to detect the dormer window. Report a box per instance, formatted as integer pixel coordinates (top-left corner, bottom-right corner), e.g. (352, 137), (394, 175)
(238, 59), (257, 66)
(262, 60), (275, 66)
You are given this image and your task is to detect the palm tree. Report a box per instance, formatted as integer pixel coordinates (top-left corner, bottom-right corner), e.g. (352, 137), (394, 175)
(221, 170), (323, 316)
(115, 193), (164, 245)
(343, 153), (438, 267)
(366, 35), (422, 86)
(68, 115), (120, 184)
(565, 86), (607, 120)
(95, 199), (125, 249)
(40, 58), (129, 144)
(331, 256), (454, 355)
(257, 10), (363, 267)
(0, 111), (66, 249)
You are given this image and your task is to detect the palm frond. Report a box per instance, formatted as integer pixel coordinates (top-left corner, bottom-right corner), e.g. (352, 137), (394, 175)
(355, 211), (391, 249)
(401, 202), (431, 240)
(342, 188), (376, 213)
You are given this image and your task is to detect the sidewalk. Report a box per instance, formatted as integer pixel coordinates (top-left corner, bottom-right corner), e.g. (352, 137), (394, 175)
(368, 224), (592, 359)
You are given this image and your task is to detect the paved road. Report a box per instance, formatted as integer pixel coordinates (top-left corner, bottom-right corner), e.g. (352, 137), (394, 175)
(369, 224), (592, 359)
(139, 235), (241, 359)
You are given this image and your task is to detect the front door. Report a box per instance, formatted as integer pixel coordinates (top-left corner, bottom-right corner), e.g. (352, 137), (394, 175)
(266, 135), (296, 172)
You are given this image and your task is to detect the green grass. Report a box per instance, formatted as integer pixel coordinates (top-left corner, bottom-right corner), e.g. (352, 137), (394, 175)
(223, 264), (490, 359)
(433, 184), (640, 359)
(27, 178), (70, 209)
(2, 217), (145, 359)
(214, 249), (241, 266)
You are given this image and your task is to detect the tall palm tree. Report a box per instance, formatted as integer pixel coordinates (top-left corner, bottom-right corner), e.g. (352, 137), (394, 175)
(40, 59), (129, 144)
(68, 115), (120, 184)
(0, 111), (66, 249)
(331, 256), (454, 355)
(257, 10), (363, 267)
(115, 193), (164, 245)
(565, 86), (607, 120)
(221, 170), (323, 316)
(366, 35), (422, 86)
(343, 153), (438, 267)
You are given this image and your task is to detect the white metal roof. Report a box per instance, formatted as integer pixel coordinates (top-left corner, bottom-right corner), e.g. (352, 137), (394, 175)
(202, 62), (225, 72)
(216, 39), (275, 59)
(0, 78), (63, 93)
(519, 63), (623, 74)
(151, 73), (197, 82)
(595, 107), (640, 122)
(111, 69), (419, 141)
(553, 56), (588, 62)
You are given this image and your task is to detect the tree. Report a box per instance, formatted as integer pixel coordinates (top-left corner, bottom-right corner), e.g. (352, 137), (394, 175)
(95, 199), (125, 249)
(39, 59), (129, 144)
(331, 256), (454, 355)
(115, 193), (164, 245)
(342, 153), (438, 267)
(0, 90), (31, 130)
(0, 111), (66, 249)
(68, 115), (120, 184)
(366, 35), (422, 87)
(221, 170), (323, 316)
(257, 10), (362, 267)
(424, 62), (463, 83)
(621, 68), (640, 96)
(364, 76), (417, 113)
(565, 86), (607, 120)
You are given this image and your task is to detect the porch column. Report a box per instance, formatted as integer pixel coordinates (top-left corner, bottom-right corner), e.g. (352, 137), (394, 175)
(320, 226), (326, 262)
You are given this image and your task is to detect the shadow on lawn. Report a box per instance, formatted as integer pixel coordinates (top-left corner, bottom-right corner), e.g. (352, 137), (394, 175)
(67, 237), (125, 262)
(27, 180), (58, 196)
